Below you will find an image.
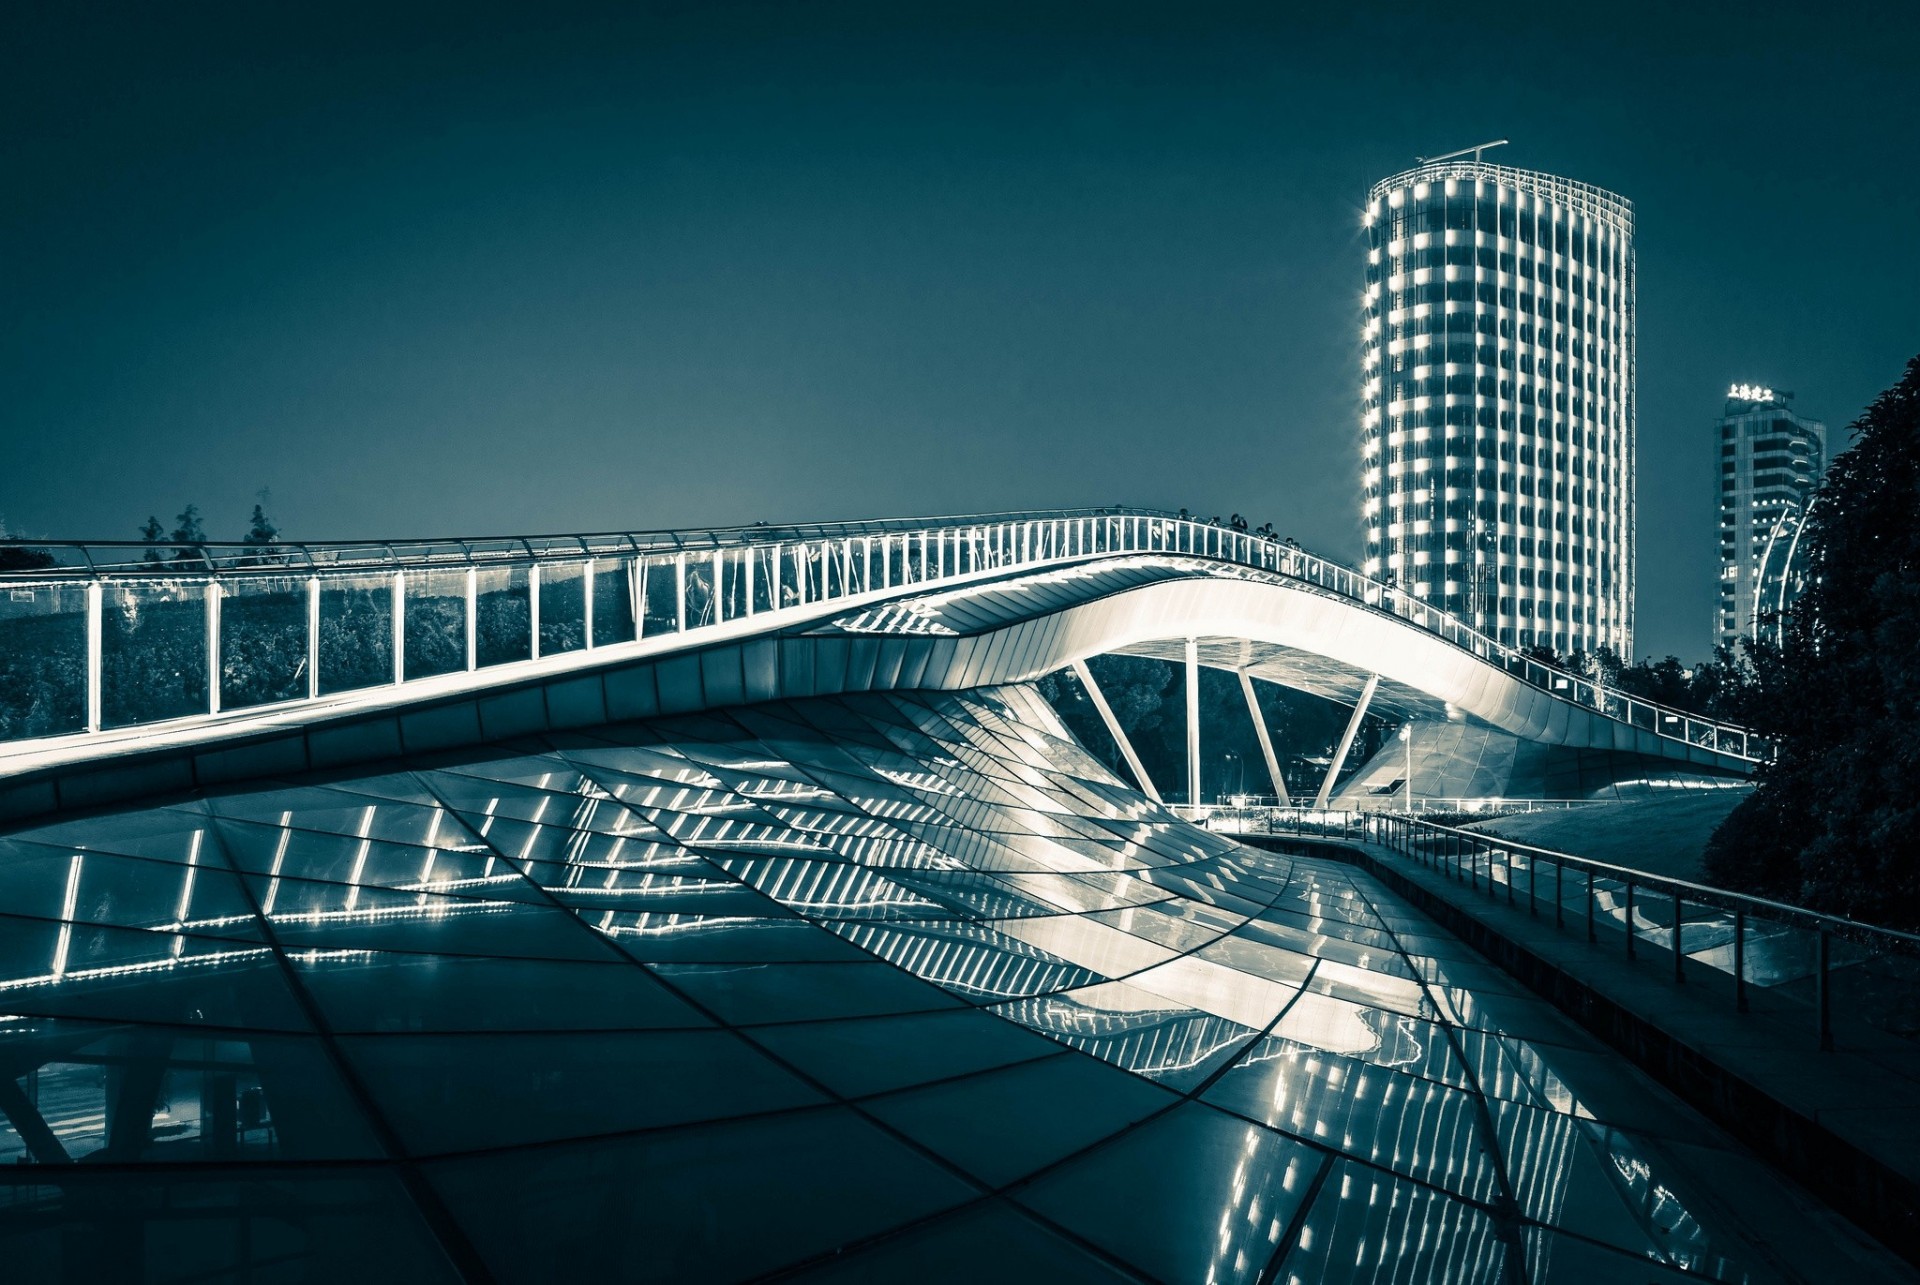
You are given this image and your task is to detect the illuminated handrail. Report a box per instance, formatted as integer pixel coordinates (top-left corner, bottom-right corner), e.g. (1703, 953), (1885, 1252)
(0, 509), (1765, 763)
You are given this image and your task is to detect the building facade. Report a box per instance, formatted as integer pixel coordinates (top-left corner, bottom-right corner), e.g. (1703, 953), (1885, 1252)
(1714, 384), (1825, 651)
(1361, 160), (1635, 656)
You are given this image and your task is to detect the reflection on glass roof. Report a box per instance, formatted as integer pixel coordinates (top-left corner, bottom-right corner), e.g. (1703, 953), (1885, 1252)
(0, 685), (1760, 1281)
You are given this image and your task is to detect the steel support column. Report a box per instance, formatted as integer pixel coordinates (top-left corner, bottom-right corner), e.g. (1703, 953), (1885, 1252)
(1315, 673), (1379, 809)
(1184, 638), (1201, 806)
(1237, 668), (1289, 805)
(1071, 660), (1162, 803)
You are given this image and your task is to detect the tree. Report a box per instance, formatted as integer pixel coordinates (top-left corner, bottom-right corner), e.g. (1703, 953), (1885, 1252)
(0, 515), (54, 571)
(245, 503), (278, 546)
(170, 505), (205, 546)
(1705, 355), (1920, 928)
(170, 504), (208, 568)
(140, 515), (167, 563)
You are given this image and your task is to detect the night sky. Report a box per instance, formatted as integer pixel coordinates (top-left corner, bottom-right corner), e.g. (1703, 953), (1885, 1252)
(3, 1), (1915, 659)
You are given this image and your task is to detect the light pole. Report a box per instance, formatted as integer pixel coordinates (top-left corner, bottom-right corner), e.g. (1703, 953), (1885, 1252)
(1399, 722), (1414, 815)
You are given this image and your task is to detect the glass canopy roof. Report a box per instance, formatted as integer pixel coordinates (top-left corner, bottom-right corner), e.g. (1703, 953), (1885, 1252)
(0, 685), (1765, 1281)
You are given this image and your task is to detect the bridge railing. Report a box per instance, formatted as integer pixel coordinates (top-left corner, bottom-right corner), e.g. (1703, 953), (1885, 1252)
(0, 509), (1764, 762)
(1223, 807), (1920, 1053)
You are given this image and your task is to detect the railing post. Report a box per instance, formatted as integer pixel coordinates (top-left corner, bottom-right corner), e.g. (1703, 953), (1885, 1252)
(391, 570), (405, 684)
(529, 563), (542, 660)
(1672, 889), (1684, 983)
(583, 558), (596, 645)
(85, 580), (103, 732)
(1817, 930), (1833, 1051)
(464, 568), (478, 670)
(1734, 911), (1748, 1013)
(1554, 860), (1563, 929)
(1586, 870), (1596, 943)
(1528, 850), (1536, 917)
(206, 580), (222, 714)
(1625, 880), (1636, 960)
(675, 553), (688, 629)
(306, 576), (321, 699)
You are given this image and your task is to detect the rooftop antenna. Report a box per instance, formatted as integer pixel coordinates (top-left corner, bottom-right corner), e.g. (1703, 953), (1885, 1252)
(1415, 139), (1510, 165)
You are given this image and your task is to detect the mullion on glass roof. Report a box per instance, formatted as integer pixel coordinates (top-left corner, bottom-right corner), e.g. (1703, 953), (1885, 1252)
(1011, 1102), (1324, 1283)
(335, 1027), (827, 1158)
(419, 1106), (979, 1284)
(827, 921), (1106, 1001)
(860, 1048), (1180, 1190)
(744, 1007), (1066, 1101)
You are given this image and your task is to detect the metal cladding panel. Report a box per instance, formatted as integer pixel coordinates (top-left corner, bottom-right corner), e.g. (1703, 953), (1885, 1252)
(778, 638), (816, 700)
(810, 637), (852, 696)
(193, 734), (309, 786)
(654, 653), (707, 715)
(844, 636), (881, 693)
(0, 779), (58, 823)
(308, 716), (403, 769)
(603, 662), (661, 721)
(739, 638), (781, 704)
(699, 646), (746, 710)
(400, 701), (484, 753)
(897, 637), (944, 689)
(1014, 614), (1067, 682)
(55, 757), (197, 811)
(1539, 695), (1572, 742)
(545, 674), (609, 730)
(871, 637), (909, 690)
(479, 686), (555, 739)
(952, 628), (999, 690)
(1608, 717), (1636, 753)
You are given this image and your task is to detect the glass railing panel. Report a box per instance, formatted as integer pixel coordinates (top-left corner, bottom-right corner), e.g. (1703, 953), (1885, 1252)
(402, 569), (467, 680)
(824, 542), (847, 601)
(101, 580), (209, 727)
(882, 537), (904, 589)
(594, 558), (638, 645)
(847, 540), (870, 596)
(640, 556), (680, 636)
(539, 562), (589, 654)
(774, 545), (803, 605)
(751, 546), (779, 614)
(220, 575), (309, 709)
(905, 533), (926, 583)
(475, 566), (531, 666)
(317, 573), (394, 695)
(683, 555), (716, 630)
(0, 580), (88, 741)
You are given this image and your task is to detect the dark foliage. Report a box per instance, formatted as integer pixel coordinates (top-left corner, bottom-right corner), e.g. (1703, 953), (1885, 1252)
(1705, 356), (1920, 928)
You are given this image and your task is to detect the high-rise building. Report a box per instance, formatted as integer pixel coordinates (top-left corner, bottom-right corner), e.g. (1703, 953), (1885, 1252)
(1360, 151), (1635, 656)
(1713, 384), (1825, 651)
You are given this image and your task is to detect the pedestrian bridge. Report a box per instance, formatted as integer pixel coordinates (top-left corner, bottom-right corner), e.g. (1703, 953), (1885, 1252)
(0, 509), (1758, 821)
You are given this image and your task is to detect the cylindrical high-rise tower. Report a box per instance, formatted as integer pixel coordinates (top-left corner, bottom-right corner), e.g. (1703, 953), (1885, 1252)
(1360, 156), (1634, 657)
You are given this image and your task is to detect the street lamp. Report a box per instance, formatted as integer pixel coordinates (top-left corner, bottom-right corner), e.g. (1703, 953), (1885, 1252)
(1399, 723), (1414, 815)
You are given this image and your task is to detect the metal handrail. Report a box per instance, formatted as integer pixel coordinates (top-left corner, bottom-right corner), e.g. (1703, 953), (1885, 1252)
(1224, 806), (1920, 1051)
(0, 509), (1765, 763)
